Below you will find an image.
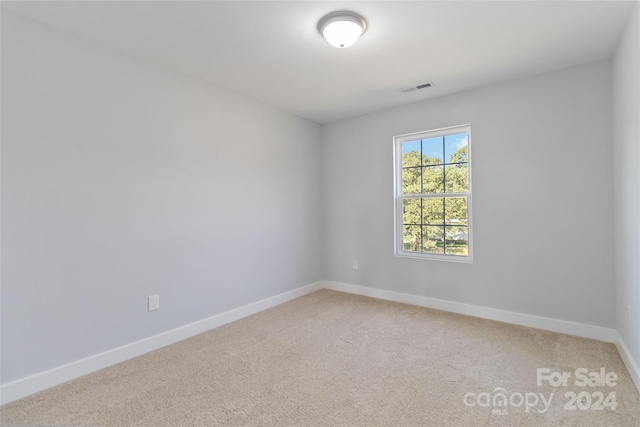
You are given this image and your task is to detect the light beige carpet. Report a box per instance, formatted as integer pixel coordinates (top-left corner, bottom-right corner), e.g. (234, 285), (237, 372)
(1, 289), (639, 426)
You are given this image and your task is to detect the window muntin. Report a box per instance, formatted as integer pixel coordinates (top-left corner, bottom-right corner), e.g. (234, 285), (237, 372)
(394, 125), (472, 262)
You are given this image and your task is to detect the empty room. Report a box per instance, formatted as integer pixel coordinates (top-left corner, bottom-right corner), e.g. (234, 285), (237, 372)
(1, 1), (639, 425)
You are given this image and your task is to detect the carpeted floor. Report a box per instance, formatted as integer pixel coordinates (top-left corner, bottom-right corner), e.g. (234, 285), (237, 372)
(1, 289), (639, 426)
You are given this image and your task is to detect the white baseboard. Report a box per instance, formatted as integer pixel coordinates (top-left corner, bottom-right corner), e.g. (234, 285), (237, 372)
(615, 331), (640, 393)
(3, 280), (636, 405)
(321, 281), (617, 343)
(0, 281), (324, 405)
(324, 280), (639, 395)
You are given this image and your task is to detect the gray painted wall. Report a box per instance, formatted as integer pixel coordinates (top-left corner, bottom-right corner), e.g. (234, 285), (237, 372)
(322, 60), (615, 328)
(1, 11), (322, 383)
(613, 4), (640, 373)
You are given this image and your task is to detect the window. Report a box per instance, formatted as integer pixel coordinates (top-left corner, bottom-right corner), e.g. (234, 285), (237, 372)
(394, 124), (472, 262)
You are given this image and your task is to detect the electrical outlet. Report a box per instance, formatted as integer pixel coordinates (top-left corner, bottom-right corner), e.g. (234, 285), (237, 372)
(148, 294), (159, 312)
(352, 260), (358, 270)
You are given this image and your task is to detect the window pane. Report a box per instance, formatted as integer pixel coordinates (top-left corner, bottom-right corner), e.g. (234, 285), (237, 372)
(422, 137), (443, 165)
(402, 140), (421, 167)
(403, 226), (421, 252)
(423, 197), (444, 225)
(445, 226), (468, 256)
(445, 197), (468, 226)
(422, 165), (444, 193)
(403, 199), (421, 225)
(423, 226), (445, 254)
(395, 125), (471, 261)
(402, 167), (421, 194)
(445, 133), (469, 164)
(445, 163), (468, 193)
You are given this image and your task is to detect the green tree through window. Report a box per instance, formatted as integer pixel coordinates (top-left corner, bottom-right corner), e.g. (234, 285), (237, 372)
(395, 126), (472, 261)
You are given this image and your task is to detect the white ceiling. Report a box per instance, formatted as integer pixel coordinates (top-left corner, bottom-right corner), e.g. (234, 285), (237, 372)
(2, 1), (635, 124)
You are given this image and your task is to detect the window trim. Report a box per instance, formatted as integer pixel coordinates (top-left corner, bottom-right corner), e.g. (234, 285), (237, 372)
(393, 124), (473, 263)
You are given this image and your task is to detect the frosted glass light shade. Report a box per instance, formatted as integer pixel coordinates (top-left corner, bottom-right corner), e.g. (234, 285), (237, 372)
(318, 11), (367, 49)
(322, 20), (363, 48)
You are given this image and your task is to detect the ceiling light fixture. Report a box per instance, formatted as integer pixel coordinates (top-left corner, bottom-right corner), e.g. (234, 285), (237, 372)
(317, 11), (367, 48)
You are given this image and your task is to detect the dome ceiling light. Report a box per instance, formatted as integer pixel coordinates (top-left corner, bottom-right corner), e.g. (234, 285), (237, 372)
(317, 11), (367, 48)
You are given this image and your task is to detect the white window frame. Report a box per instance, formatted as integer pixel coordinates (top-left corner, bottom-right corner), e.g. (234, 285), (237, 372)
(393, 124), (473, 263)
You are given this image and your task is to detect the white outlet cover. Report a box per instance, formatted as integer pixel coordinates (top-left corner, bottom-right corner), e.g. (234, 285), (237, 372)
(148, 294), (159, 311)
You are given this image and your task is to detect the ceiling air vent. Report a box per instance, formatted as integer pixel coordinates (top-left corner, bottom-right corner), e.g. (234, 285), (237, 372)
(400, 82), (433, 93)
